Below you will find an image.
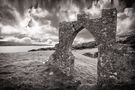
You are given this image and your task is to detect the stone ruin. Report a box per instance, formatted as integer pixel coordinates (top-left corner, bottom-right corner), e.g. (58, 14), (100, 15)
(47, 8), (135, 89)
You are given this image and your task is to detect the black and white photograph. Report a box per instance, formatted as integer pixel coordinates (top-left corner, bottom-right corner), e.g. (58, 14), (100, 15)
(0, 0), (135, 90)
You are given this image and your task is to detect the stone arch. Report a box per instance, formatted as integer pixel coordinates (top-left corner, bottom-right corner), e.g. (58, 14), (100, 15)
(73, 28), (96, 45)
(48, 8), (117, 88)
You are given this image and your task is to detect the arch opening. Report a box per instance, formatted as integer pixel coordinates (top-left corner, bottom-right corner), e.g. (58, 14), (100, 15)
(73, 28), (96, 45)
(72, 28), (98, 84)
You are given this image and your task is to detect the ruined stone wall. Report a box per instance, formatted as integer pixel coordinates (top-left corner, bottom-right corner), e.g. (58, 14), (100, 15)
(48, 8), (135, 89)
(77, 8), (118, 88)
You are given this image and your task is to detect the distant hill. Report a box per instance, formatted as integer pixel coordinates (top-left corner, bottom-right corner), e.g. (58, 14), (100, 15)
(28, 41), (97, 52)
(72, 41), (97, 50)
(117, 33), (135, 45)
(0, 41), (48, 46)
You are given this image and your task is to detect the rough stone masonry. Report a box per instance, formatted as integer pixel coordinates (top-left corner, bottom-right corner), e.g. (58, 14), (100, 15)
(48, 8), (135, 89)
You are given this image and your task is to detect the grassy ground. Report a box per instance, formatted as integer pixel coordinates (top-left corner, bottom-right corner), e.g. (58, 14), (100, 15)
(0, 49), (97, 90)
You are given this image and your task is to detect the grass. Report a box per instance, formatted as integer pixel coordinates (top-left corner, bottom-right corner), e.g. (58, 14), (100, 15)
(0, 49), (97, 90)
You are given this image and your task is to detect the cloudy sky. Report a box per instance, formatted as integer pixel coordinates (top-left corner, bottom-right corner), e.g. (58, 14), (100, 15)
(0, 0), (135, 45)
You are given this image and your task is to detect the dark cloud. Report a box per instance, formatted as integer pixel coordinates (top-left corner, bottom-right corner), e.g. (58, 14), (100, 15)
(0, 0), (135, 45)
(0, 5), (17, 25)
(0, 0), (98, 15)
(119, 0), (135, 8)
(1, 0), (134, 26)
(116, 0), (135, 12)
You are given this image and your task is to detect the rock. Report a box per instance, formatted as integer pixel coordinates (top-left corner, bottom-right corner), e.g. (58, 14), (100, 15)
(83, 52), (98, 58)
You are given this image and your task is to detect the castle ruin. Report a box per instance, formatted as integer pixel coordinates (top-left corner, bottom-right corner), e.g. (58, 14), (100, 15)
(48, 8), (135, 89)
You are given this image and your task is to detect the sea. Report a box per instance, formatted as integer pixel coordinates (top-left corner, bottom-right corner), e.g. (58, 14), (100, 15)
(0, 46), (53, 53)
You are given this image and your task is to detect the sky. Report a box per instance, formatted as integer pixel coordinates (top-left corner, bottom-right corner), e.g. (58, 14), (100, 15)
(0, 0), (135, 45)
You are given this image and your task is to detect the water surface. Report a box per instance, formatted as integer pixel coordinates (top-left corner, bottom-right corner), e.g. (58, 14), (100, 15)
(0, 46), (53, 53)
